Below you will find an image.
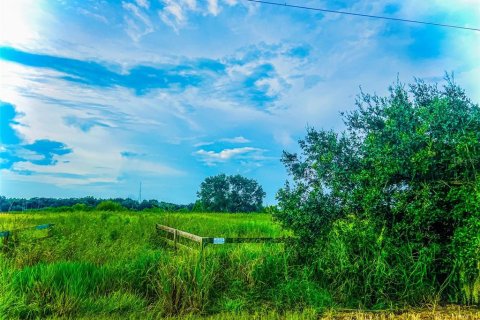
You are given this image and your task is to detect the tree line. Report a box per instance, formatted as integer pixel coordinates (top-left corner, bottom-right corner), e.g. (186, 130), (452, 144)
(0, 196), (193, 212)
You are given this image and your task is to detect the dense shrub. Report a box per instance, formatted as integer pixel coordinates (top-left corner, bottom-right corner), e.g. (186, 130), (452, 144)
(96, 201), (125, 212)
(72, 203), (91, 211)
(275, 76), (480, 305)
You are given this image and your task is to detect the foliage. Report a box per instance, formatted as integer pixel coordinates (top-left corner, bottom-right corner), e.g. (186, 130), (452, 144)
(314, 215), (439, 307)
(1, 211), (478, 318)
(96, 201), (125, 212)
(0, 196), (192, 212)
(197, 174), (266, 212)
(0, 211), (316, 319)
(275, 76), (480, 305)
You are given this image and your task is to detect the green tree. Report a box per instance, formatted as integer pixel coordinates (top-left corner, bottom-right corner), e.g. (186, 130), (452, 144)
(197, 174), (266, 212)
(96, 200), (125, 211)
(275, 76), (480, 304)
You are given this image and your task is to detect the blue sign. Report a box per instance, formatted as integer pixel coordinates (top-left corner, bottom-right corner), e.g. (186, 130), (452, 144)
(35, 224), (53, 230)
(0, 231), (10, 238)
(213, 238), (225, 244)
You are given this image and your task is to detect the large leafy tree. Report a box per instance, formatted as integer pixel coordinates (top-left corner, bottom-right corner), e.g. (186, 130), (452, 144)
(275, 76), (480, 302)
(197, 174), (266, 212)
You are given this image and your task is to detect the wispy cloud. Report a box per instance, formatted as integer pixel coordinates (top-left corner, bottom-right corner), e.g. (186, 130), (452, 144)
(194, 136), (250, 147)
(1, 139), (73, 169)
(157, 0), (241, 30)
(135, 0), (150, 9)
(195, 147), (266, 166)
(120, 151), (144, 158)
(0, 47), (207, 95)
(207, 0), (219, 16)
(1, 0), (478, 203)
(122, 2), (154, 41)
(77, 8), (109, 24)
(0, 101), (73, 169)
(159, 0), (187, 31)
(221, 136), (250, 143)
(64, 115), (111, 132)
(0, 44), (304, 108)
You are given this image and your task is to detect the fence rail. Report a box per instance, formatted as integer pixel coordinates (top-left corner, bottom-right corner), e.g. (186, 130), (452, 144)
(155, 224), (289, 250)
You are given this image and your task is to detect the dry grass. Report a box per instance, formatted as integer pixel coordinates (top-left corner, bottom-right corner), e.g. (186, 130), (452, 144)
(324, 306), (480, 320)
(48, 306), (480, 319)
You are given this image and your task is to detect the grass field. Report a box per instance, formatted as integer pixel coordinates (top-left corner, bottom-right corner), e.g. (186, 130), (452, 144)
(0, 211), (478, 319)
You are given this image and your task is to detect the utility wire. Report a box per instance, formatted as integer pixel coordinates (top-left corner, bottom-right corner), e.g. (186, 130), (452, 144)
(246, 0), (480, 32)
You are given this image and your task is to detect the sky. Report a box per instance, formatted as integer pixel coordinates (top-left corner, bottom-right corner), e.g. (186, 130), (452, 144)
(0, 0), (479, 204)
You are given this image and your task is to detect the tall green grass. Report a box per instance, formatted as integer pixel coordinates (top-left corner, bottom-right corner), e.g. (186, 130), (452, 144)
(0, 211), (326, 319)
(1, 211), (477, 319)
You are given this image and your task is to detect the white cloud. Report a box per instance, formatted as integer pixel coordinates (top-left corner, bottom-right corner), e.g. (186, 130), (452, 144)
(0, 0), (45, 47)
(156, 0), (240, 30)
(221, 136), (250, 143)
(194, 136), (250, 147)
(184, 0), (197, 9)
(135, 0), (150, 9)
(195, 147), (266, 165)
(122, 2), (154, 41)
(273, 130), (294, 147)
(2, 0), (479, 203)
(193, 141), (214, 147)
(207, 0), (219, 15)
(159, 0), (186, 30)
(77, 8), (108, 24)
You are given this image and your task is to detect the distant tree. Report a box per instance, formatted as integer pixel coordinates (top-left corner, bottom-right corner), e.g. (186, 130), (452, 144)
(0, 196), (192, 212)
(197, 174), (266, 212)
(72, 203), (90, 211)
(96, 200), (125, 211)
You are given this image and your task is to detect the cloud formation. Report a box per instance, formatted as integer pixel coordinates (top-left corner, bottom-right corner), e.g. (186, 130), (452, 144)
(1, 0), (478, 203)
(195, 147), (267, 166)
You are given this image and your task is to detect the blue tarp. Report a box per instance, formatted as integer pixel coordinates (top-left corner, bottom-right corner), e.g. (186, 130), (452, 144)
(0, 231), (10, 238)
(35, 224), (53, 230)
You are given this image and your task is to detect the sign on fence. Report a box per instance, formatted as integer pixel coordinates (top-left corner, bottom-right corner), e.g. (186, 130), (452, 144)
(213, 238), (225, 245)
(155, 224), (289, 251)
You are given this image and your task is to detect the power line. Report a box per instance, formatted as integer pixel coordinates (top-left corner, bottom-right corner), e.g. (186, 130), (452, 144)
(246, 0), (480, 32)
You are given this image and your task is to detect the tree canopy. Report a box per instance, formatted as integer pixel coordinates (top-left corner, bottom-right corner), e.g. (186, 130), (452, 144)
(274, 76), (480, 304)
(0, 196), (191, 212)
(197, 174), (266, 212)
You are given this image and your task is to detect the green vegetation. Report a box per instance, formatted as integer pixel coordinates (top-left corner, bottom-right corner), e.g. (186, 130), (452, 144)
(1, 210), (477, 319)
(196, 174), (266, 212)
(1, 77), (479, 319)
(275, 77), (480, 307)
(0, 196), (191, 212)
(96, 200), (126, 212)
(0, 211), (312, 319)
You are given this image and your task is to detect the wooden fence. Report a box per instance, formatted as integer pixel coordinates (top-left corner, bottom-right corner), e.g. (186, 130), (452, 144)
(1, 223), (55, 251)
(156, 224), (288, 251)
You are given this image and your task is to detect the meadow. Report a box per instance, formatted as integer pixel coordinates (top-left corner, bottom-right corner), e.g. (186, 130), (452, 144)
(0, 210), (478, 319)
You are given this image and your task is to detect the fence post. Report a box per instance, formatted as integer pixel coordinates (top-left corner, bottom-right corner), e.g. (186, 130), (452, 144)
(173, 229), (178, 250)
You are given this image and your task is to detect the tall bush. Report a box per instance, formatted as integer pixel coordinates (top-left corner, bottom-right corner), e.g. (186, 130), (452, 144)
(275, 76), (480, 305)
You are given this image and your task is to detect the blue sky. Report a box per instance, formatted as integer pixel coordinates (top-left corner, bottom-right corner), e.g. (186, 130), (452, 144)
(0, 0), (479, 204)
